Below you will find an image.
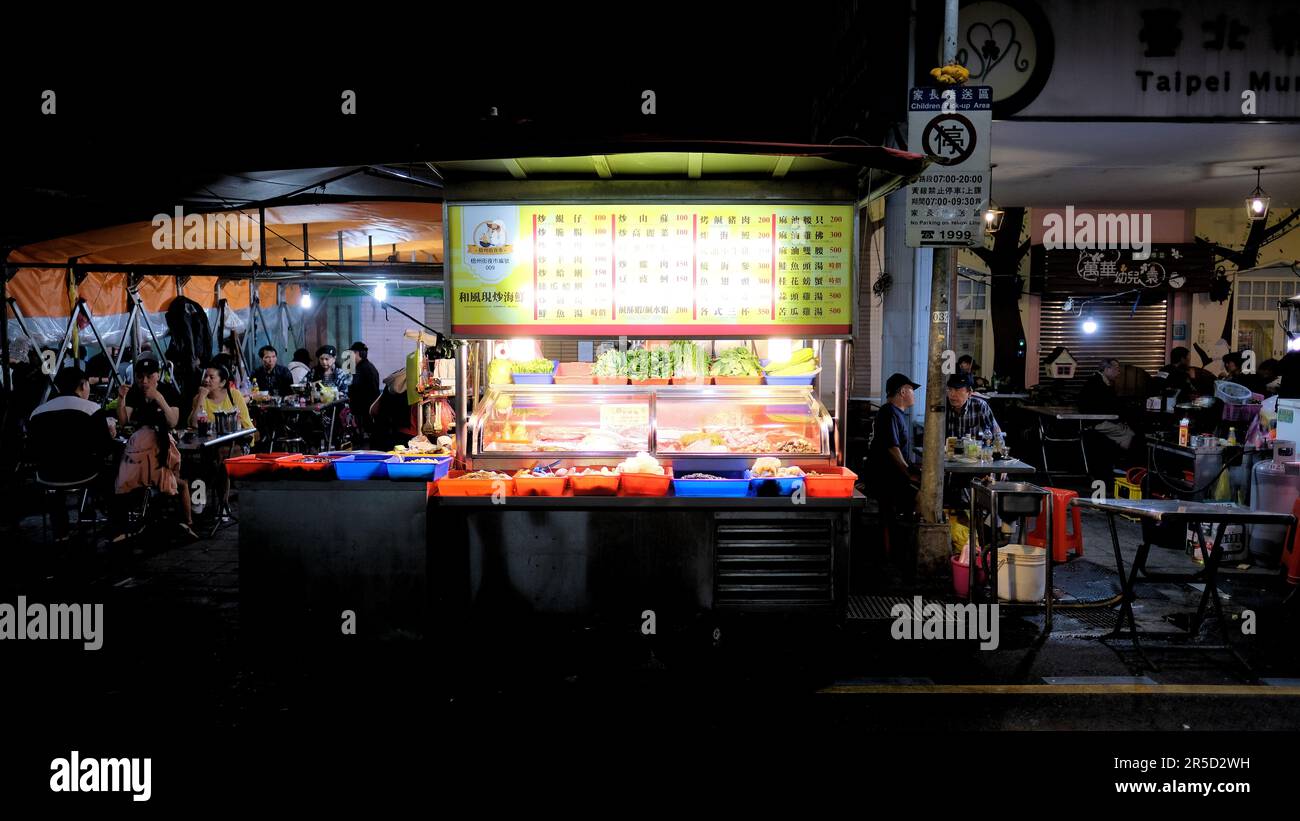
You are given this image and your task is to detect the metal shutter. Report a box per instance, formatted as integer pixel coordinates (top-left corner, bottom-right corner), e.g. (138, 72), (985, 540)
(1038, 296), (1168, 395)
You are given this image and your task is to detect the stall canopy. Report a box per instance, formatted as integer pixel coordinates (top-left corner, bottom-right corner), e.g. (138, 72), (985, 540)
(4, 141), (922, 367)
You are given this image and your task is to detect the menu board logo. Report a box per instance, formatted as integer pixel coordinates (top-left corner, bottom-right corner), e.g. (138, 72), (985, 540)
(462, 206), (517, 285)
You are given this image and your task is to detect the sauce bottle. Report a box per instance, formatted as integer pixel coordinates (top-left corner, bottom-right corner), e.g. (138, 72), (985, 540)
(1178, 416), (1190, 447)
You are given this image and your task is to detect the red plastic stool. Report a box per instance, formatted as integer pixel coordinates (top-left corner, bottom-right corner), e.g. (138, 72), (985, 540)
(1282, 499), (1300, 586)
(1025, 487), (1084, 562)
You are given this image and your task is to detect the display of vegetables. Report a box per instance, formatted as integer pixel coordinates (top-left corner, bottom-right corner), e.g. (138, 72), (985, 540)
(624, 347), (673, 380)
(487, 358), (515, 385)
(709, 346), (762, 376)
(592, 349), (627, 377)
(668, 340), (708, 379)
(764, 347), (819, 376)
(511, 358), (556, 374)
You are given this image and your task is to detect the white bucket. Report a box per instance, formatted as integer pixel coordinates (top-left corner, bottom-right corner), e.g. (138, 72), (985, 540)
(995, 544), (1047, 603)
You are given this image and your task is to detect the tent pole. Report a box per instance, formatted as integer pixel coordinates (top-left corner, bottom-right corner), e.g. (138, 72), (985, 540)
(1, 265), (9, 391)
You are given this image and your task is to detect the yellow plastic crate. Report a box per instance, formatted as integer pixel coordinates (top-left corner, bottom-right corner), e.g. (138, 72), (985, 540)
(1114, 477), (1142, 520)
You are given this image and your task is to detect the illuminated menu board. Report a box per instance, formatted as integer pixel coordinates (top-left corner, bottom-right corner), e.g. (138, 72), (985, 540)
(448, 203), (854, 337)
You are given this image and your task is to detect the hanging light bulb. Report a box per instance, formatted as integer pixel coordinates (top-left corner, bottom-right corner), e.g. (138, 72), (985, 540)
(983, 163), (1005, 235)
(1081, 311), (1098, 335)
(300, 285), (313, 309)
(374, 280), (388, 302)
(1246, 166), (1270, 222)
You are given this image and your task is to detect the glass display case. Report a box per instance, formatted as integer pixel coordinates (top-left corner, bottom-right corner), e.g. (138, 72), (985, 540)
(465, 384), (834, 469)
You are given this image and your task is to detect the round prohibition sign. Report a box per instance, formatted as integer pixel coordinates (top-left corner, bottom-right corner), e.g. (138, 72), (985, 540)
(922, 113), (977, 166)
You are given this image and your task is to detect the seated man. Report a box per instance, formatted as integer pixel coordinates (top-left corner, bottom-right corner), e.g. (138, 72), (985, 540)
(28, 367), (116, 540)
(252, 345), (293, 395)
(1080, 358), (1141, 471)
(943, 373), (1002, 508)
(1153, 346), (1193, 402)
(114, 357), (195, 541)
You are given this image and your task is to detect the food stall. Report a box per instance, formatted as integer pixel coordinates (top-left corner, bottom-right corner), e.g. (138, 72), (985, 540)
(434, 181), (877, 627)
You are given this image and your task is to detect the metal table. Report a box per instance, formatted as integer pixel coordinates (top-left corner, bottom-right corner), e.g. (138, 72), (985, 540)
(944, 457), (1036, 476)
(1023, 405), (1118, 482)
(178, 427), (257, 535)
(1070, 497), (1294, 675)
(254, 400), (347, 452)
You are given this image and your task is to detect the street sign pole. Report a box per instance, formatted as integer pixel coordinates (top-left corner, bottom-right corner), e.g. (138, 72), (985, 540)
(916, 0), (962, 570)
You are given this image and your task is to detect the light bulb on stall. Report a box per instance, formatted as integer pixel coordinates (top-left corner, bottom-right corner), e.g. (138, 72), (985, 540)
(374, 281), (388, 302)
(1288, 336), (1300, 352)
(1082, 315), (1098, 334)
(300, 286), (313, 309)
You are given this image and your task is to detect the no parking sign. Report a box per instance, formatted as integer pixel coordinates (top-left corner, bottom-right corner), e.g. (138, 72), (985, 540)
(905, 86), (993, 248)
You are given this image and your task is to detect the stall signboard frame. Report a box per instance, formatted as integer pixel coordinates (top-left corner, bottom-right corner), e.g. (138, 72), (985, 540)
(445, 200), (859, 339)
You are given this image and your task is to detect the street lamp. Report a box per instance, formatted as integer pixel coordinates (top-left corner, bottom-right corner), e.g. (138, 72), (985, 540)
(1246, 166), (1271, 222)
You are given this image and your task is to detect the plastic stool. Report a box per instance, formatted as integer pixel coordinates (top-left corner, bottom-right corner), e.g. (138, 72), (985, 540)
(1282, 499), (1300, 586)
(1025, 487), (1084, 562)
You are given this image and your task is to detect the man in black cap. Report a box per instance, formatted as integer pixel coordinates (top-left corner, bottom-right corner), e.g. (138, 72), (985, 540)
(867, 372), (922, 515)
(346, 341), (381, 437)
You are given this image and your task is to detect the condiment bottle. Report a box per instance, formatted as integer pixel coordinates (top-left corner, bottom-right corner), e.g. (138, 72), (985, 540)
(1227, 426), (1238, 446)
(1178, 416), (1190, 447)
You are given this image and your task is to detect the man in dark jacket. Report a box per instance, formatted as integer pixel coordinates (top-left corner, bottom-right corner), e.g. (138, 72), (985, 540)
(1080, 358), (1138, 458)
(252, 345), (293, 395)
(347, 341), (381, 436)
(28, 367), (116, 539)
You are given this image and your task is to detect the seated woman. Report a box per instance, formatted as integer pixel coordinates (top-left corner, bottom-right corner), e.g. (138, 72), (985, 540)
(189, 364), (255, 511)
(114, 357), (195, 541)
(310, 345), (351, 394)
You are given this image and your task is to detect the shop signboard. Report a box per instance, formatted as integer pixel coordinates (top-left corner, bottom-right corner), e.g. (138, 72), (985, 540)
(447, 203), (855, 337)
(1031, 242), (1216, 294)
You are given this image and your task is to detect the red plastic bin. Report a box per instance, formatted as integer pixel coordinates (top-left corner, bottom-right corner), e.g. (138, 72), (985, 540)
(619, 467), (674, 496)
(225, 452), (294, 479)
(435, 470), (514, 497)
(797, 465), (858, 497)
(570, 469), (621, 495)
(274, 453), (339, 474)
(513, 474), (569, 496)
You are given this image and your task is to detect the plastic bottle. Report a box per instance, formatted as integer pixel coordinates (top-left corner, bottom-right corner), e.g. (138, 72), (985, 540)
(1213, 468), (1232, 501)
(1227, 426), (1238, 446)
(1178, 417), (1190, 447)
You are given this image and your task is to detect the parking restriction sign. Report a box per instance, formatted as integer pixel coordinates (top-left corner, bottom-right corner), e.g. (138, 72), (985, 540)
(905, 86), (992, 248)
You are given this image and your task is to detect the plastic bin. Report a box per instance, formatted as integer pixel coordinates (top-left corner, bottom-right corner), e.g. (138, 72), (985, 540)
(554, 362), (595, 385)
(274, 453), (339, 475)
(711, 375), (764, 385)
(333, 455), (389, 480)
(593, 376), (629, 385)
(436, 470), (514, 496)
(797, 466), (857, 497)
(570, 470), (621, 495)
(951, 554), (987, 598)
(745, 470), (804, 497)
(385, 455), (451, 481)
(995, 545), (1047, 602)
(673, 471), (750, 497)
(513, 474), (569, 496)
(620, 467), (673, 496)
(512, 361), (557, 385)
(628, 378), (670, 386)
(225, 452), (294, 479)
(763, 368), (821, 386)
(670, 376), (709, 386)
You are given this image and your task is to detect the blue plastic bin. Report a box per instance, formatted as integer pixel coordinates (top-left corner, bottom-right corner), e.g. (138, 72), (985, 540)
(672, 471), (751, 497)
(745, 470), (805, 497)
(763, 369), (820, 386)
(334, 455), (388, 480)
(385, 456), (451, 481)
(512, 361), (557, 384)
